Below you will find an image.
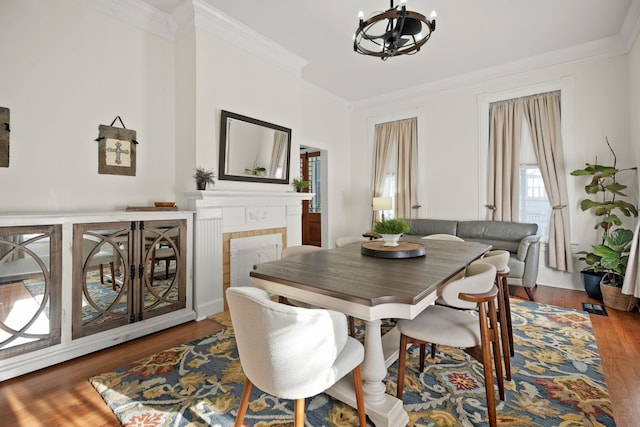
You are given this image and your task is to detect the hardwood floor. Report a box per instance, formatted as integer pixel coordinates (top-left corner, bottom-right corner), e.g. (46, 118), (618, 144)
(1, 285), (638, 426)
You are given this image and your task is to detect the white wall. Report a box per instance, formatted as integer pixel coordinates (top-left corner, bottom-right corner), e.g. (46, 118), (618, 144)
(349, 55), (638, 290)
(0, 0), (176, 212)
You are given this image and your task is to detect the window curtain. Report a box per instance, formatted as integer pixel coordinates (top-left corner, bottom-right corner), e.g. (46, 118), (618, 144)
(373, 118), (418, 220)
(522, 91), (573, 272)
(268, 131), (288, 178)
(488, 91), (572, 272)
(488, 99), (522, 221)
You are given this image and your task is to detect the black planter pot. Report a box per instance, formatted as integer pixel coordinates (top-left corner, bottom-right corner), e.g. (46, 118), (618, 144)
(580, 271), (604, 300)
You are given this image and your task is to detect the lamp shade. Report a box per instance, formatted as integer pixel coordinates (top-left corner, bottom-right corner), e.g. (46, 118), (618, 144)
(372, 197), (392, 211)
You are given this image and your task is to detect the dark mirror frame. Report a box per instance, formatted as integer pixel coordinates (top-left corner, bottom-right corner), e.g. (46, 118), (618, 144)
(218, 110), (292, 184)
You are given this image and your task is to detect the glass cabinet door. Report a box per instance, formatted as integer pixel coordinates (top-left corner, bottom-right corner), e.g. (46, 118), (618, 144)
(140, 220), (186, 320)
(72, 223), (132, 339)
(72, 219), (186, 339)
(0, 225), (61, 359)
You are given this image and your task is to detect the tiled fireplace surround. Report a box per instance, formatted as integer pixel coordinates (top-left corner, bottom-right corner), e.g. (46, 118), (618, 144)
(186, 190), (313, 319)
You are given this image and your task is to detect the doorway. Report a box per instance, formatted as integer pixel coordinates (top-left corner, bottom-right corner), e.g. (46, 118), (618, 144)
(300, 148), (322, 246)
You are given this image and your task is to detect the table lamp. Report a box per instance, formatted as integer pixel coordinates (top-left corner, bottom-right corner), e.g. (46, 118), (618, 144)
(372, 197), (392, 221)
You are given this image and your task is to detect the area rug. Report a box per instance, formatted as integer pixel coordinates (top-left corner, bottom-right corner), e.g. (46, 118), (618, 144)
(89, 299), (615, 426)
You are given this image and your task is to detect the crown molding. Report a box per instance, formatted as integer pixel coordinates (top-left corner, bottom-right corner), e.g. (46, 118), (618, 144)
(191, 0), (307, 77)
(620, 0), (640, 51)
(90, 0), (176, 40)
(352, 35), (628, 110)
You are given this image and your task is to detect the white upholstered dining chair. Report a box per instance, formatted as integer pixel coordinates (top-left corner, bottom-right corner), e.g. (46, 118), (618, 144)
(226, 286), (366, 427)
(335, 235), (368, 247)
(396, 262), (504, 427)
(421, 233), (464, 241)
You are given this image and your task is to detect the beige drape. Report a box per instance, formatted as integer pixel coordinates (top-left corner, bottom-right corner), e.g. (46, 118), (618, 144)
(488, 99), (522, 221)
(622, 220), (640, 298)
(522, 91), (573, 272)
(373, 118), (418, 220)
(268, 131), (288, 178)
(488, 91), (572, 272)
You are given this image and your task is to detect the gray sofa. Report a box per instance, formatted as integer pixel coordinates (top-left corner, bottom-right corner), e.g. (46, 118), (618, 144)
(404, 219), (541, 299)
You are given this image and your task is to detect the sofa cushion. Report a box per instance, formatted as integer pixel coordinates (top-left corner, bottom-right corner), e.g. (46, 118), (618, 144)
(407, 219), (458, 236)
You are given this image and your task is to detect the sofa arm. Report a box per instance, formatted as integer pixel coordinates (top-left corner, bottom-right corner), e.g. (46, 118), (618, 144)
(519, 236), (541, 288)
(517, 235), (541, 261)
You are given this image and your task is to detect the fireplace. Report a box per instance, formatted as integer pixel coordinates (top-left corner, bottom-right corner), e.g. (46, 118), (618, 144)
(186, 190), (313, 319)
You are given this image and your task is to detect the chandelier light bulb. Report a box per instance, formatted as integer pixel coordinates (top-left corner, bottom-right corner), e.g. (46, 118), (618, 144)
(430, 10), (437, 20)
(358, 10), (364, 20)
(400, 0), (407, 5)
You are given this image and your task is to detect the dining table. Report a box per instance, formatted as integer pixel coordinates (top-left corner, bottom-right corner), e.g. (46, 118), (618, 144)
(249, 237), (491, 427)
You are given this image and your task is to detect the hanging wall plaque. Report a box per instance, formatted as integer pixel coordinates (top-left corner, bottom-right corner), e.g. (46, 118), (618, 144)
(0, 107), (9, 167)
(95, 116), (137, 176)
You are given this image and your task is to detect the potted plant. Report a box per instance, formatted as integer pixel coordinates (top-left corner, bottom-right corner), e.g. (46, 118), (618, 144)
(570, 138), (638, 308)
(373, 218), (410, 247)
(292, 177), (309, 192)
(245, 159), (266, 176)
(193, 166), (215, 190)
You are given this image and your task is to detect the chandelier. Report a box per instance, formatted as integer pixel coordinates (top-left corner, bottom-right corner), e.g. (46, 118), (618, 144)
(353, 0), (436, 60)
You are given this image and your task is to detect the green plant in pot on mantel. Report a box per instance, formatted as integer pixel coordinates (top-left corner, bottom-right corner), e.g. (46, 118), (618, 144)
(292, 177), (309, 192)
(373, 218), (410, 247)
(570, 138), (638, 310)
(193, 166), (215, 191)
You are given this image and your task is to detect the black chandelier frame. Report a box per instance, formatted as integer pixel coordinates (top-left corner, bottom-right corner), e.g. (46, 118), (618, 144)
(354, 1), (436, 60)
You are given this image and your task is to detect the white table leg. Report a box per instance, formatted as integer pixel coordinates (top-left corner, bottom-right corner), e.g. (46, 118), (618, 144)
(326, 319), (408, 427)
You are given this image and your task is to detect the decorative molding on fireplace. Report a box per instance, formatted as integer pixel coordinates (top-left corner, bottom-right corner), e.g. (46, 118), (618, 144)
(185, 190), (313, 319)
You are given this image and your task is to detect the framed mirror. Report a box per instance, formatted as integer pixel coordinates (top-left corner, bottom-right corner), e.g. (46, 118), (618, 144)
(219, 110), (292, 184)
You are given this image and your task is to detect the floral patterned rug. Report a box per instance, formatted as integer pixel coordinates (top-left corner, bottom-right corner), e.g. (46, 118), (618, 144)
(89, 299), (615, 426)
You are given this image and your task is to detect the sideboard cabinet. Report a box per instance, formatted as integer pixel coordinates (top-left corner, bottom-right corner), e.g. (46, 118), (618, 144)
(0, 211), (195, 381)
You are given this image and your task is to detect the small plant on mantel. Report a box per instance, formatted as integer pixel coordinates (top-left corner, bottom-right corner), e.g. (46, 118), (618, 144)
(292, 177), (309, 192)
(193, 166), (215, 191)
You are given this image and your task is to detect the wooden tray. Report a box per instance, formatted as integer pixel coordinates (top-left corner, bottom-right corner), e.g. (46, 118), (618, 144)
(125, 206), (179, 212)
(361, 241), (426, 259)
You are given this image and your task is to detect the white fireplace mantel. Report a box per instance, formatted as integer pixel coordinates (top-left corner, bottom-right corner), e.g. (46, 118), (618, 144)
(186, 190), (313, 319)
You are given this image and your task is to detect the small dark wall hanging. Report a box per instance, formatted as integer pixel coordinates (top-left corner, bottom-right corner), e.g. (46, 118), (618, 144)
(0, 107), (10, 167)
(94, 116), (138, 176)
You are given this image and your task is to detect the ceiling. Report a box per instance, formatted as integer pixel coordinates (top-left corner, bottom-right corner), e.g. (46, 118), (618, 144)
(145, 0), (639, 104)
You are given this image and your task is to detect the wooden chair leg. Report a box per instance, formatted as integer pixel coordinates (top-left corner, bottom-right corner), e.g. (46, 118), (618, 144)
(235, 378), (252, 427)
(488, 300), (505, 401)
(419, 343), (426, 372)
(477, 303), (499, 427)
(348, 316), (356, 338)
(431, 342), (437, 359)
(501, 276), (515, 357)
(496, 276), (511, 381)
(109, 262), (116, 291)
(353, 365), (366, 427)
(396, 334), (408, 399)
(294, 398), (305, 427)
(99, 264), (105, 284)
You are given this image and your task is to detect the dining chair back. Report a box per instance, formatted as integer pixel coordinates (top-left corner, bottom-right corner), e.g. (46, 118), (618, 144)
(335, 236), (368, 247)
(226, 286), (366, 427)
(396, 262), (503, 427)
(421, 233), (464, 241)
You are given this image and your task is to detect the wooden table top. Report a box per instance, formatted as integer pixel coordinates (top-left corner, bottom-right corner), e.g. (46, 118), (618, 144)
(250, 238), (491, 307)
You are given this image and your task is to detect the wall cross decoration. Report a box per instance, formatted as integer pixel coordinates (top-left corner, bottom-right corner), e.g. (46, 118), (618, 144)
(95, 116), (138, 176)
